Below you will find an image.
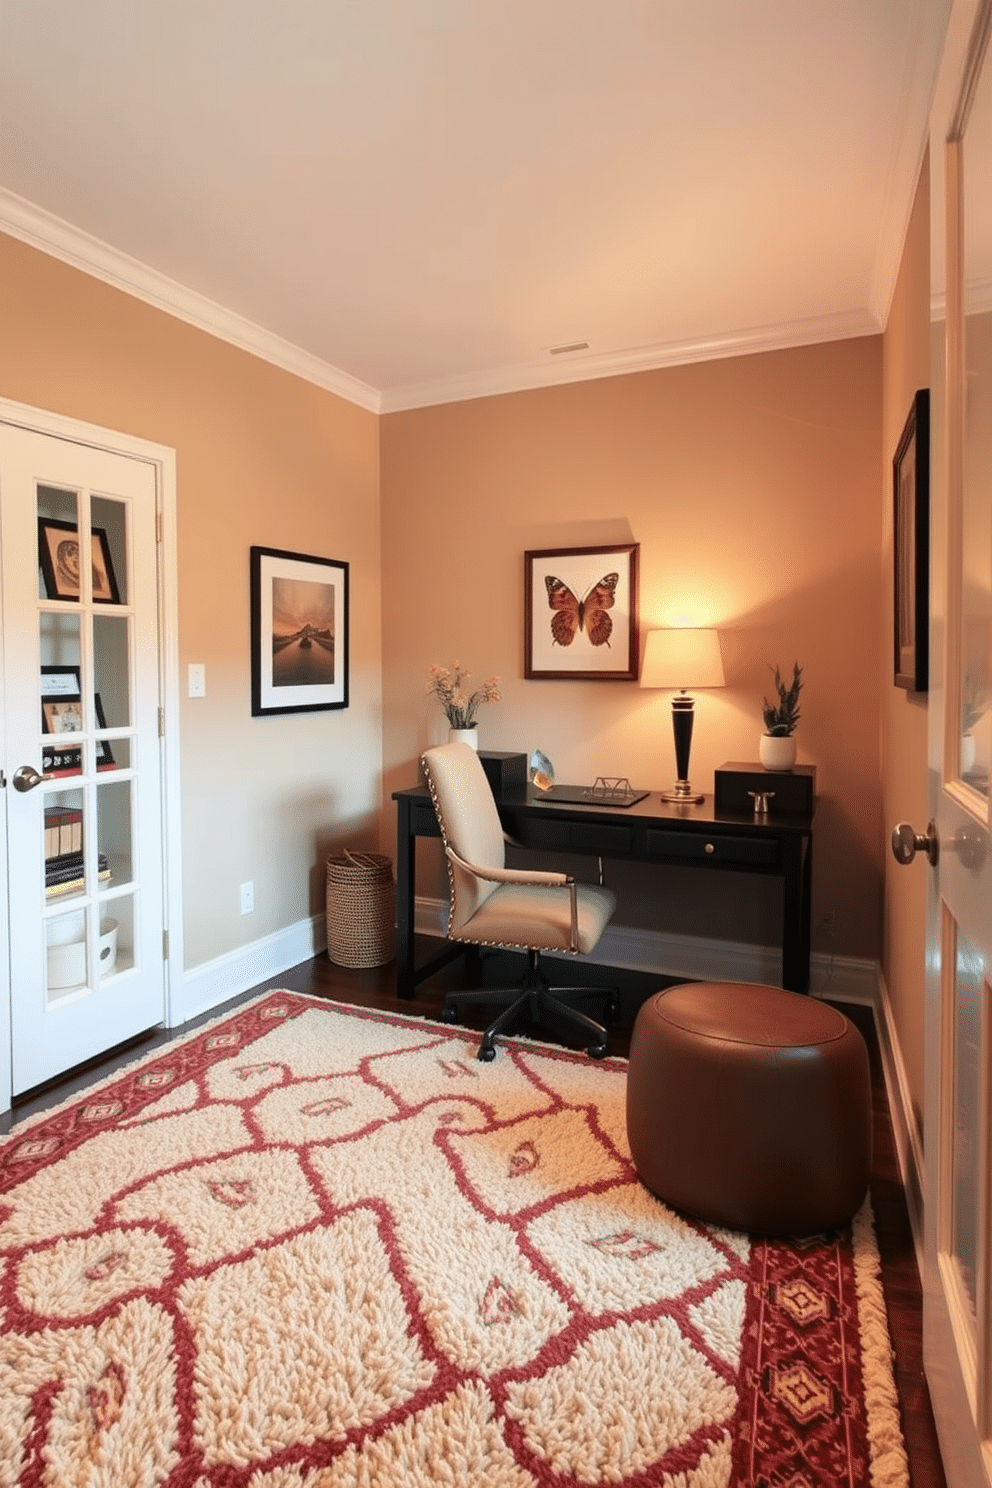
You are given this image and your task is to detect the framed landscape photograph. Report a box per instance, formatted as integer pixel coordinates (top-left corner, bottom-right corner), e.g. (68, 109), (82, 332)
(40, 665), (114, 774)
(38, 518), (120, 604)
(893, 389), (929, 692)
(250, 546), (350, 716)
(524, 542), (639, 681)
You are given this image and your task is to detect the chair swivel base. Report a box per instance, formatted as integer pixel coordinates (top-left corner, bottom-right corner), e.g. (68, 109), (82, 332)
(441, 949), (616, 1061)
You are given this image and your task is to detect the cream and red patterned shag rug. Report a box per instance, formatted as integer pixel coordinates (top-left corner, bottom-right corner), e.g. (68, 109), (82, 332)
(0, 992), (909, 1487)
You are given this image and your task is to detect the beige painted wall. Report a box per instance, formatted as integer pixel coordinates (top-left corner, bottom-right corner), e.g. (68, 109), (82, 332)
(380, 338), (884, 960)
(0, 232), (383, 970)
(881, 156), (931, 1141)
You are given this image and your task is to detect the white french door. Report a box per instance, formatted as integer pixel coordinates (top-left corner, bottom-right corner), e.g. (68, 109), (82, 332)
(922, 2), (992, 1482)
(0, 420), (167, 1097)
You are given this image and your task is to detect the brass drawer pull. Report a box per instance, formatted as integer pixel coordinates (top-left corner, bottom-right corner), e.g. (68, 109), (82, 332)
(705, 842), (715, 854)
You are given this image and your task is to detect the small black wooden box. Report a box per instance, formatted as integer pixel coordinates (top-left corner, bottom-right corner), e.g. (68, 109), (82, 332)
(714, 761), (816, 816)
(479, 751), (528, 799)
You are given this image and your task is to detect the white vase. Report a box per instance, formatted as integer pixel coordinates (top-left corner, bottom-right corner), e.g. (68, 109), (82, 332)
(448, 727), (478, 751)
(759, 734), (797, 771)
(961, 733), (976, 773)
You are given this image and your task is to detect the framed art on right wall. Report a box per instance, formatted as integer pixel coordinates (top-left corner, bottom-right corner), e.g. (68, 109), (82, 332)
(893, 387), (929, 691)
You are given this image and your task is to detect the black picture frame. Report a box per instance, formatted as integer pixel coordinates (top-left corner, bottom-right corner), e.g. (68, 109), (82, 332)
(524, 543), (639, 681)
(893, 389), (930, 692)
(40, 665), (114, 774)
(38, 517), (121, 604)
(250, 546), (350, 716)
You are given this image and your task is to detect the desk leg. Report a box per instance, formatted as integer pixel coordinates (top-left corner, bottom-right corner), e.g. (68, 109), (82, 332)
(395, 796), (417, 999)
(781, 833), (812, 993)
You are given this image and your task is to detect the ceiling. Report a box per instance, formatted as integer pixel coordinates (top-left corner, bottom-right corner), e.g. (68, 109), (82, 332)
(0, 1), (951, 413)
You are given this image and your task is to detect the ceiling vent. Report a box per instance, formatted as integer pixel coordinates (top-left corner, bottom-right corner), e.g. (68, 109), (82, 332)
(548, 341), (590, 355)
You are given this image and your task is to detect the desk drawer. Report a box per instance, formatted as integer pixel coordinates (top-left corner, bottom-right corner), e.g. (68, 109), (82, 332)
(645, 828), (779, 867)
(515, 818), (634, 856)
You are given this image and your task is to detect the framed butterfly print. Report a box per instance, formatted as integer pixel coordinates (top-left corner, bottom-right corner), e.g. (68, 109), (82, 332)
(250, 546), (349, 715)
(524, 543), (639, 681)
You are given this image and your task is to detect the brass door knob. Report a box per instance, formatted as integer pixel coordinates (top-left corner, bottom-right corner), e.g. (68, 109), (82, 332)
(891, 820), (938, 867)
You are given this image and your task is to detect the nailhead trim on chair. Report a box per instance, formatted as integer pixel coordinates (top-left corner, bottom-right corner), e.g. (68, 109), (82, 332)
(421, 759), (583, 956)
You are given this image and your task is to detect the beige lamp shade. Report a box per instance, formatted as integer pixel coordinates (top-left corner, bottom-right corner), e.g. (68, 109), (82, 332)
(640, 628), (725, 691)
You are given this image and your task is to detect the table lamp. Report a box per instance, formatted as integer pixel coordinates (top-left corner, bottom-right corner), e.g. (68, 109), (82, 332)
(640, 628), (725, 802)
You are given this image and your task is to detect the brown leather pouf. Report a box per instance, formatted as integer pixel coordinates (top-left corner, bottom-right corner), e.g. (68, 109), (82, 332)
(626, 982), (872, 1235)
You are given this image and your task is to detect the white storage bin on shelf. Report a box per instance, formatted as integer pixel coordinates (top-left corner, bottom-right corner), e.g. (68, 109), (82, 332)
(47, 918), (118, 989)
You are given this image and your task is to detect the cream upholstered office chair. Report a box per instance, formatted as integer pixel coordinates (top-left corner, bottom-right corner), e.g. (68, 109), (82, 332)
(421, 742), (617, 1061)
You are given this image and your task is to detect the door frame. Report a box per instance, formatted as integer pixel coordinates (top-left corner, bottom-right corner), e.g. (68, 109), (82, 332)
(0, 396), (183, 1116)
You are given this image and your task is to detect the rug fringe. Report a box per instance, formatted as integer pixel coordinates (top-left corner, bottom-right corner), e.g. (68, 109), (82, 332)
(852, 1196), (911, 1488)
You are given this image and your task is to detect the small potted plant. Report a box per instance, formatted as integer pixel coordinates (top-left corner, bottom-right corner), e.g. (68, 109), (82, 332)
(427, 661), (501, 748)
(760, 662), (803, 771)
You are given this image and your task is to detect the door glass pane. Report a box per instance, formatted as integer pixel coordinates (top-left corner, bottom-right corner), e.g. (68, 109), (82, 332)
(93, 610), (131, 731)
(101, 897), (132, 978)
(39, 623), (83, 780)
(97, 776), (132, 888)
(44, 787), (85, 905)
(91, 493), (126, 605)
(45, 909), (88, 1004)
(960, 42), (992, 795)
(37, 484), (80, 602)
(950, 930), (984, 1325)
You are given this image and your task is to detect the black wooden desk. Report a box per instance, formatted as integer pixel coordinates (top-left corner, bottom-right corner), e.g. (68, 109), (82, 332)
(392, 784), (814, 999)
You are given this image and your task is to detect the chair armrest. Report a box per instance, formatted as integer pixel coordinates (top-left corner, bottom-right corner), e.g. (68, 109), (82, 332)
(445, 845), (572, 889)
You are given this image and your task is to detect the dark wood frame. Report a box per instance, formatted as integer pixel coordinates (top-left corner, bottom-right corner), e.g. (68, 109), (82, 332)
(40, 665), (114, 774)
(524, 542), (639, 681)
(250, 545), (350, 716)
(893, 389), (929, 692)
(38, 517), (120, 604)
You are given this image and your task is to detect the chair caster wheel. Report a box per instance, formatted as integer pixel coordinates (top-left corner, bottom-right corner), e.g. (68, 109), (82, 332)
(441, 1007), (459, 1024)
(477, 1043), (496, 1062)
(588, 1042), (608, 1060)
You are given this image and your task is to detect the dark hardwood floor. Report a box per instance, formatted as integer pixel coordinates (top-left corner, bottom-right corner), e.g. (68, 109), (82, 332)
(3, 943), (946, 1487)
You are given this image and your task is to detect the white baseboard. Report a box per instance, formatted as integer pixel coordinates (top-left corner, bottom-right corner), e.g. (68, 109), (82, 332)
(414, 895), (877, 1004)
(872, 966), (926, 1273)
(175, 913), (326, 1026)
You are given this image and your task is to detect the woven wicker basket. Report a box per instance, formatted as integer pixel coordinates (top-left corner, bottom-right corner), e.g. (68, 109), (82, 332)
(325, 850), (395, 968)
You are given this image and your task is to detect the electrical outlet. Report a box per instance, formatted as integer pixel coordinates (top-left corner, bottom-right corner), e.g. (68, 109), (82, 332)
(240, 880), (254, 915)
(188, 663), (206, 698)
(816, 910), (836, 935)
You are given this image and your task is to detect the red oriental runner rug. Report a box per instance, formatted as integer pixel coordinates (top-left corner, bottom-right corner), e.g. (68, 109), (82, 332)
(0, 993), (909, 1487)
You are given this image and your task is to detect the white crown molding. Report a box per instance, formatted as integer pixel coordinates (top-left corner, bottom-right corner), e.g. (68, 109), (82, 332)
(0, 189), (382, 415)
(0, 186), (885, 418)
(379, 309), (882, 413)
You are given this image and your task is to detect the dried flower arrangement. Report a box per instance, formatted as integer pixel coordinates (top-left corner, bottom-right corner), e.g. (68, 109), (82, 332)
(427, 661), (501, 729)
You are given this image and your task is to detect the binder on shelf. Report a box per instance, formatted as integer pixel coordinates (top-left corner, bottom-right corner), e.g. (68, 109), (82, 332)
(44, 806), (83, 858)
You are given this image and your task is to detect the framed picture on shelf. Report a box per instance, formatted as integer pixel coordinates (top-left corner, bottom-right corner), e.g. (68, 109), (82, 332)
(524, 542), (639, 681)
(40, 665), (115, 774)
(893, 389), (929, 692)
(250, 545), (350, 716)
(38, 517), (120, 603)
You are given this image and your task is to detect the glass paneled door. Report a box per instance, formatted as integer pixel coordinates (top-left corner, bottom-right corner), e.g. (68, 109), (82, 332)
(924, 2), (992, 1482)
(0, 421), (165, 1095)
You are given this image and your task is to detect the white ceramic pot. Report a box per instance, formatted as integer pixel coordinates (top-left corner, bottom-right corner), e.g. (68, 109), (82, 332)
(448, 727), (478, 750)
(961, 733), (976, 773)
(759, 734), (797, 771)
